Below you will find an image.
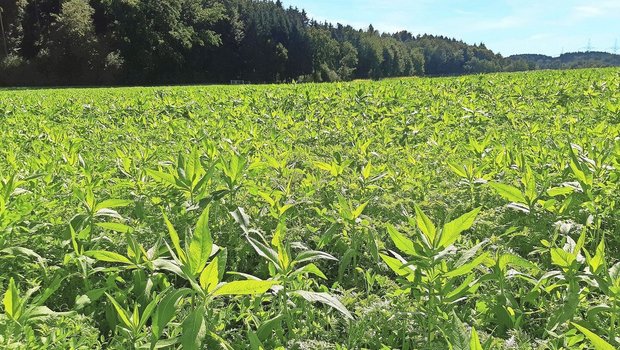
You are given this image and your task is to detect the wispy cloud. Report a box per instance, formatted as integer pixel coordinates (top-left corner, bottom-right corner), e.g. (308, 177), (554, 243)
(571, 1), (620, 20)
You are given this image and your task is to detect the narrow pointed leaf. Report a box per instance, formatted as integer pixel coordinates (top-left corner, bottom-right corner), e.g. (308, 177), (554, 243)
(292, 290), (353, 320)
(414, 204), (437, 247)
(571, 323), (615, 350)
(188, 206), (213, 275)
(85, 250), (133, 265)
(386, 224), (417, 256)
(489, 182), (527, 204)
(212, 280), (277, 296)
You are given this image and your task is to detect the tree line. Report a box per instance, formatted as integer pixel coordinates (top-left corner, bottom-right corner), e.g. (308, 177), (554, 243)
(0, 0), (617, 86)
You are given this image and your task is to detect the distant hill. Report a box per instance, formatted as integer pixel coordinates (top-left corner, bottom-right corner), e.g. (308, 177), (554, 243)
(507, 51), (620, 70)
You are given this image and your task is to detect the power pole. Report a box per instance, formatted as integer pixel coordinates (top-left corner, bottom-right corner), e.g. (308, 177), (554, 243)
(0, 6), (8, 57)
(580, 38), (594, 52)
(611, 39), (618, 54)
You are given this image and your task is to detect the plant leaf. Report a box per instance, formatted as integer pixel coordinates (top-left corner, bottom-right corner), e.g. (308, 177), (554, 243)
(489, 182), (527, 204)
(96, 222), (133, 233)
(188, 206), (213, 275)
(151, 289), (191, 343)
(386, 224), (417, 256)
(470, 327), (483, 350)
(414, 204), (437, 247)
(95, 199), (132, 211)
(105, 293), (133, 330)
(571, 323), (615, 350)
(181, 306), (207, 350)
(445, 252), (489, 278)
(292, 290), (353, 320)
(212, 280), (277, 296)
(439, 207), (481, 248)
(199, 257), (220, 292)
(85, 250), (133, 265)
(163, 211), (186, 263)
(3, 278), (21, 320)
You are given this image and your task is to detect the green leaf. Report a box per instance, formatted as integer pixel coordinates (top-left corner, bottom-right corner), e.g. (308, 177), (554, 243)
(445, 252), (489, 278)
(147, 169), (177, 187)
(290, 263), (327, 279)
(181, 306), (207, 350)
(498, 253), (540, 273)
(386, 224), (417, 256)
(188, 206), (213, 275)
(163, 211), (186, 263)
(212, 280), (277, 296)
(449, 162), (468, 178)
(292, 290), (353, 320)
(105, 293), (133, 330)
(362, 161), (372, 179)
(199, 257), (220, 292)
(547, 186), (574, 197)
(414, 204), (437, 247)
(257, 314), (284, 342)
(380, 252), (415, 281)
(152, 289), (190, 343)
(247, 237), (280, 268)
(272, 222), (290, 270)
(96, 222), (133, 233)
(95, 199), (132, 211)
(139, 297), (159, 329)
(352, 201), (368, 219)
(440, 312), (469, 350)
(314, 161), (334, 173)
(3, 278), (21, 320)
(571, 323), (615, 350)
(587, 239), (605, 274)
(550, 248), (576, 269)
(439, 207), (481, 248)
(85, 250), (133, 265)
(470, 327), (483, 350)
(294, 250), (338, 265)
(489, 182), (527, 204)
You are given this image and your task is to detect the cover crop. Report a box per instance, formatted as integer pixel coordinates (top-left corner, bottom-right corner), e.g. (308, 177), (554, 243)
(1, 68), (619, 349)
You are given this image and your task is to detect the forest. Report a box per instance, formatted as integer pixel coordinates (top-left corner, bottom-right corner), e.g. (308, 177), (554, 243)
(0, 0), (618, 86)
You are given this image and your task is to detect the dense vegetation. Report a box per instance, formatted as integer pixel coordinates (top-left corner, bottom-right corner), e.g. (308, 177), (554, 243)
(508, 52), (620, 71)
(1, 0), (619, 86)
(1, 68), (620, 349)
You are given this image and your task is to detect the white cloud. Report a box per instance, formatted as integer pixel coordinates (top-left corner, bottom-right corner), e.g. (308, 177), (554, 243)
(571, 1), (620, 20)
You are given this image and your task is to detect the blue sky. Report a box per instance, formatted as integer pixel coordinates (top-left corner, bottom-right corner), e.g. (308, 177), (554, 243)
(282, 0), (620, 56)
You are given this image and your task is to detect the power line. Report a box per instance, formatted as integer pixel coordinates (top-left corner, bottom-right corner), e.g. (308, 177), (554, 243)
(578, 38), (599, 52)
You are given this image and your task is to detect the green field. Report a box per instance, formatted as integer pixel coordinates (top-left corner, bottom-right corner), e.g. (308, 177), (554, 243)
(1, 69), (620, 349)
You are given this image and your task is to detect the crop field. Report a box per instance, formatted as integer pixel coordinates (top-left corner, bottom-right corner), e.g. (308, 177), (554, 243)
(1, 68), (620, 349)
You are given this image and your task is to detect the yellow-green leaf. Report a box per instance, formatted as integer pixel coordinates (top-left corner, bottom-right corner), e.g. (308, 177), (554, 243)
(199, 257), (220, 293)
(386, 224), (416, 256)
(470, 327), (483, 350)
(85, 250), (133, 265)
(163, 211), (186, 263)
(571, 323), (615, 350)
(489, 182), (527, 205)
(188, 206), (213, 275)
(414, 205), (437, 247)
(212, 280), (277, 296)
(2, 278), (21, 320)
(439, 207), (481, 248)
